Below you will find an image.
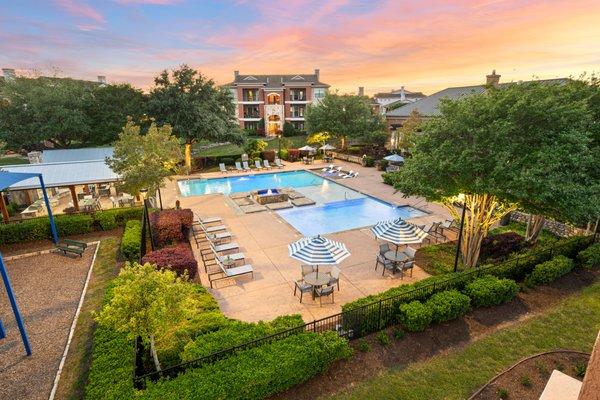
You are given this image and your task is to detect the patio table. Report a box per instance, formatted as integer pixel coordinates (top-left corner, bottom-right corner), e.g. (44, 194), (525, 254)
(304, 271), (332, 299)
(384, 250), (408, 263)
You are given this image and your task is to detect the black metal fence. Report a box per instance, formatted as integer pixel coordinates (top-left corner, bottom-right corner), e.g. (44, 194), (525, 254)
(133, 234), (596, 388)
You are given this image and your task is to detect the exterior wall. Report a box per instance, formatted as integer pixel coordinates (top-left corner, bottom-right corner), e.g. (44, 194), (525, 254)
(510, 211), (589, 237)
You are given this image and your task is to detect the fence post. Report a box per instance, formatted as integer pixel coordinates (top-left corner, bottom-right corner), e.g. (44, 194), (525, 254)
(378, 300), (383, 330)
(313, 320), (316, 333)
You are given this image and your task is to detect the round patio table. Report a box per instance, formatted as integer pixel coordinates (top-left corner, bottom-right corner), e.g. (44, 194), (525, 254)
(384, 250), (408, 263)
(304, 271), (332, 300)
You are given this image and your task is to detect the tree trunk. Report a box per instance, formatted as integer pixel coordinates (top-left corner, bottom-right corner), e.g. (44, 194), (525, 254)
(184, 142), (192, 170)
(444, 193), (516, 268)
(525, 214), (545, 243)
(149, 334), (162, 372)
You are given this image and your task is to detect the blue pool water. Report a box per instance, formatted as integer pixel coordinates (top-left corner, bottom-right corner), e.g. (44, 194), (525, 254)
(178, 170), (426, 236)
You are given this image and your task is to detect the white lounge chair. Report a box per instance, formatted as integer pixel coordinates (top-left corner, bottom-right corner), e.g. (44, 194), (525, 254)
(254, 160), (263, 170)
(321, 164), (335, 172)
(194, 212), (222, 225)
(339, 170), (354, 178)
(242, 161), (251, 171)
(235, 161), (244, 172)
(219, 163), (228, 173)
(263, 159), (272, 170)
(342, 171), (359, 179)
(274, 158), (284, 168)
(208, 257), (254, 288)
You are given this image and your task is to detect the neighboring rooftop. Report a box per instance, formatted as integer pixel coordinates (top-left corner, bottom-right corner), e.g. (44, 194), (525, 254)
(373, 87), (425, 99)
(41, 147), (113, 163)
(225, 69), (330, 88)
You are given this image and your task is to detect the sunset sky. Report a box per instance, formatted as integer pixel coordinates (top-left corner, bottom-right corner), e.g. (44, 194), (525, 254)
(1, 0), (599, 95)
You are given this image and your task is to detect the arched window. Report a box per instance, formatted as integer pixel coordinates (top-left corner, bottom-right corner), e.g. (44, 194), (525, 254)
(267, 93), (281, 105)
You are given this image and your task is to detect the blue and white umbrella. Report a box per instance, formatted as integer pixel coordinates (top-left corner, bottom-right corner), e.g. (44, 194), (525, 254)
(288, 235), (350, 276)
(371, 218), (427, 254)
(384, 154), (405, 163)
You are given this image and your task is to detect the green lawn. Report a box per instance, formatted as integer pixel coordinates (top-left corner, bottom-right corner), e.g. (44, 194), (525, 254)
(195, 135), (308, 157)
(332, 278), (600, 400)
(417, 242), (463, 275)
(0, 157), (29, 165)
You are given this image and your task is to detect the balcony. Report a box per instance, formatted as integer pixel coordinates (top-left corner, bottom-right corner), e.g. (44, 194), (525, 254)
(243, 113), (260, 119)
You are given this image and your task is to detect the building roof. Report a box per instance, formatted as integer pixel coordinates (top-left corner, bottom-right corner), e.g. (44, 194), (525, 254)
(374, 90), (425, 99)
(386, 78), (568, 118)
(42, 147), (113, 163)
(1, 160), (118, 190)
(225, 73), (330, 88)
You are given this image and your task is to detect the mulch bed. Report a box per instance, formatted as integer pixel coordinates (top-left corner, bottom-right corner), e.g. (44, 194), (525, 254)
(0, 245), (97, 400)
(271, 269), (598, 400)
(470, 350), (589, 400)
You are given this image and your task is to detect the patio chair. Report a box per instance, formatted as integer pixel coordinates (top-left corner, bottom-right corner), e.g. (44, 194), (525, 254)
(263, 159), (272, 170)
(399, 260), (414, 278)
(219, 163), (228, 173)
(294, 280), (313, 303)
(403, 246), (417, 260)
(379, 243), (390, 256)
(235, 161), (244, 172)
(315, 285), (335, 306)
(242, 161), (251, 171)
(328, 266), (341, 291)
(440, 219), (459, 235)
(274, 158), (284, 168)
(375, 254), (396, 276)
(208, 257), (253, 288)
(301, 264), (315, 276)
(254, 160), (263, 170)
(422, 223), (445, 244)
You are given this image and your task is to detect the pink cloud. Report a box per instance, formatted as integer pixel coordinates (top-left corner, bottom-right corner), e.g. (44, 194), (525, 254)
(114, 0), (182, 4)
(54, 0), (105, 23)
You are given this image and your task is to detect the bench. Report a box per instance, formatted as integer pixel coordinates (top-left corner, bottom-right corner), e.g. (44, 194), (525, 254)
(56, 239), (87, 258)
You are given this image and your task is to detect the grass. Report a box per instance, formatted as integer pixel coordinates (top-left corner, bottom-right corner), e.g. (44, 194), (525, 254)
(53, 237), (121, 400)
(332, 278), (600, 400)
(417, 242), (463, 275)
(195, 135), (308, 157)
(0, 157), (29, 165)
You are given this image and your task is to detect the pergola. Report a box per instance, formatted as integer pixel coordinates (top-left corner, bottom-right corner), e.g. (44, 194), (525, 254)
(0, 171), (62, 356)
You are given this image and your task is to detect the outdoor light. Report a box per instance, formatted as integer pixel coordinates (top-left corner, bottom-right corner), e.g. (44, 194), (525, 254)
(139, 188), (148, 200)
(453, 193), (468, 273)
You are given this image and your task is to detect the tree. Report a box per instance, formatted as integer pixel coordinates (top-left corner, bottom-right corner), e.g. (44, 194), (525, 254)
(306, 131), (331, 148)
(244, 138), (267, 158)
(397, 109), (422, 152)
(305, 92), (385, 149)
(282, 122), (298, 137)
(146, 65), (244, 168)
(392, 80), (598, 267)
(107, 122), (182, 197)
(95, 263), (194, 371)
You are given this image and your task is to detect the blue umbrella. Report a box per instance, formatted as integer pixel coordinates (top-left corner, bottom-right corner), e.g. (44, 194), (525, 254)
(384, 154), (405, 163)
(371, 218), (427, 255)
(288, 235), (350, 277)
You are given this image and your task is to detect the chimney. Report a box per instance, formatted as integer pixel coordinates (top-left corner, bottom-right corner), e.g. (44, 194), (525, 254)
(2, 68), (16, 80)
(234, 70), (239, 77)
(486, 70), (501, 87)
(314, 68), (320, 80)
(400, 86), (406, 101)
(97, 75), (106, 85)
(358, 87), (364, 96)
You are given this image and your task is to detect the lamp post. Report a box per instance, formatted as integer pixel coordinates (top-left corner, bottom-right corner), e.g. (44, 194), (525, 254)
(453, 194), (467, 273)
(139, 188), (155, 251)
(277, 132), (282, 158)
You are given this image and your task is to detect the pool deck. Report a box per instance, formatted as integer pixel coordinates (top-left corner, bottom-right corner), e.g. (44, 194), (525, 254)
(161, 160), (451, 323)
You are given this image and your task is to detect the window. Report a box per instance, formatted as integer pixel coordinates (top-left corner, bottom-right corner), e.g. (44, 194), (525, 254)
(243, 105), (259, 118)
(313, 88), (326, 100)
(291, 121), (305, 132)
(290, 105), (305, 118)
(244, 121), (260, 130)
(267, 93), (281, 105)
(242, 89), (259, 101)
(289, 89), (306, 101)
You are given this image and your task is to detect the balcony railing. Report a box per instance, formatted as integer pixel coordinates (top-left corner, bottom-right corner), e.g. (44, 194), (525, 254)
(243, 113), (260, 119)
(289, 93), (306, 101)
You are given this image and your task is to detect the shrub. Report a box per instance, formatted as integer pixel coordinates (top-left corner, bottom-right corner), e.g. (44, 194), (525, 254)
(393, 328), (405, 340)
(382, 171), (401, 186)
(140, 332), (351, 400)
(279, 148), (289, 160)
(578, 243), (600, 269)
(55, 213), (94, 236)
(260, 150), (276, 162)
(520, 375), (532, 387)
(120, 220), (142, 262)
(378, 159), (389, 171)
(220, 157), (234, 166)
(497, 388), (509, 399)
(376, 330), (390, 346)
(480, 232), (525, 261)
(95, 211), (118, 230)
(525, 255), (574, 287)
(150, 209), (193, 248)
(362, 155), (375, 167)
(399, 301), (433, 332)
(287, 148), (300, 162)
(347, 146), (362, 155)
(463, 275), (519, 307)
(425, 290), (471, 323)
(142, 243), (198, 279)
(574, 361), (587, 378)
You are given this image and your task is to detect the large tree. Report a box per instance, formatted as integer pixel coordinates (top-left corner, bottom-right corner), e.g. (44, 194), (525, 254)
(305, 92), (386, 149)
(146, 65), (244, 168)
(392, 79), (599, 267)
(107, 122), (182, 197)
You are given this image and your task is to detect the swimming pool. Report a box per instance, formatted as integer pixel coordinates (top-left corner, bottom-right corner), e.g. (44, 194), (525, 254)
(178, 171), (426, 236)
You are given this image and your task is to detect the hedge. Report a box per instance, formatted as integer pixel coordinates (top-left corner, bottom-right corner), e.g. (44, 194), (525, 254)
(399, 301), (433, 332)
(0, 207), (143, 245)
(150, 209), (193, 248)
(425, 290), (471, 323)
(142, 243), (198, 279)
(120, 220), (142, 262)
(139, 331), (351, 400)
(578, 243), (600, 269)
(525, 255), (574, 287)
(463, 275), (519, 307)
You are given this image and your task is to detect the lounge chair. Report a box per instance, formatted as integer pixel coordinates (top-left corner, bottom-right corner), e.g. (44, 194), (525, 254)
(339, 170), (354, 178)
(208, 257), (253, 288)
(294, 280), (312, 303)
(315, 285), (334, 306)
(254, 160), (263, 170)
(263, 159), (272, 170)
(274, 158), (284, 168)
(235, 161), (244, 172)
(321, 164), (334, 172)
(342, 172), (358, 179)
(196, 219), (227, 233)
(440, 219), (459, 235)
(194, 213), (222, 225)
(202, 245), (245, 272)
(422, 223), (445, 243)
(242, 161), (251, 171)
(219, 163), (228, 173)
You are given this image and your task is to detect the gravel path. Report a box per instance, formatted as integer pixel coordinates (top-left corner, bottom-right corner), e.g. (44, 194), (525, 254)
(0, 244), (97, 400)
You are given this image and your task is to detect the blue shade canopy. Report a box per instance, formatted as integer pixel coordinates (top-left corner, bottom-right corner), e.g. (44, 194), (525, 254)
(384, 154), (405, 163)
(0, 171), (41, 191)
(42, 147), (114, 163)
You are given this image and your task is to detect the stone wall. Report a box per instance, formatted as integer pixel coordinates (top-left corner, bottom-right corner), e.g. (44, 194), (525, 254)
(510, 211), (589, 237)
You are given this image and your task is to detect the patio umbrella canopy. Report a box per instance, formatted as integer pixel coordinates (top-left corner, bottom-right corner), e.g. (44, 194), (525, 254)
(319, 144), (336, 151)
(383, 154), (405, 163)
(371, 218), (427, 252)
(298, 145), (317, 153)
(288, 235), (350, 266)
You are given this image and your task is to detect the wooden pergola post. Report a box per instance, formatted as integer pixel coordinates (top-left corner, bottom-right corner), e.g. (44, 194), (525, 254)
(0, 193), (9, 223)
(69, 185), (79, 212)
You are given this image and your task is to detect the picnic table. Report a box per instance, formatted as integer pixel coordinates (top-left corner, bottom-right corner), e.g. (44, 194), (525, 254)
(116, 195), (135, 207)
(80, 198), (100, 212)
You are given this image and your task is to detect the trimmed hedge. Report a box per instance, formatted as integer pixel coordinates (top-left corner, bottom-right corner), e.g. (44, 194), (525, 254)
(525, 255), (574, 287)
(578, 243), (600, 269)
(0, 207), (143, 245)
(142, 243), (198, 279)
(463, 275), (519, 307)
(399, 301), (433, 332)
(120, 220), (142, 262)
(140, 331), (351, 400)
(426, 290), (471, 323)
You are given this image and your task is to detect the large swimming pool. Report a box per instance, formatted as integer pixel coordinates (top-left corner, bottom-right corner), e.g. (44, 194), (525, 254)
(178, 171), (426, 236)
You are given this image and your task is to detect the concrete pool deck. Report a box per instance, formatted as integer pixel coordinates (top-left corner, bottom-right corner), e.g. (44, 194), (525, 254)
(162, 160), (451, 323)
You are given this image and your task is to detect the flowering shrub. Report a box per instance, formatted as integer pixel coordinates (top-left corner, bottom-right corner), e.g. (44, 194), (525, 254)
(480, 232), (525, 261)
(141, 243), (198, 279)
(287, 149), (300, 162)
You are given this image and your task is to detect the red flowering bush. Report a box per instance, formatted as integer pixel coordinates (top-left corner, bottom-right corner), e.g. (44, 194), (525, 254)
(287, 149), (300, 162)
(480, 232), (525, 262)
(150, 209), (194, 247)
(141, 243), (198, 279)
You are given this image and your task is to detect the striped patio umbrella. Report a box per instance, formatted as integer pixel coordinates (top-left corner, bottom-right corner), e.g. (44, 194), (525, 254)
(288, 235), (350, 276)
(371, 218), (427, 254)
